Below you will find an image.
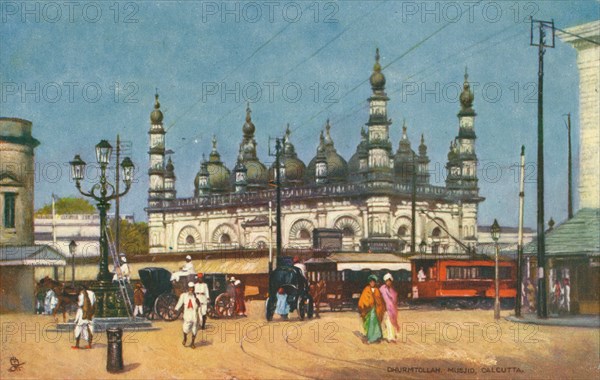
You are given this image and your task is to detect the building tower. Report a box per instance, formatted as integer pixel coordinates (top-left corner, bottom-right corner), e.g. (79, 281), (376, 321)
(366, 48), (393, 185)
(417, 134), (431, 185)
(394, 120), (415, 185)
(148, 93), (166, 207)
(164, 157), (176, 199)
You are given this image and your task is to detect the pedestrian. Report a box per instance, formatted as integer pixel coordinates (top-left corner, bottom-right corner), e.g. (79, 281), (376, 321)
(44, 288), (58, 315)
(358, 274), (385, 344)
(563, 278), (571, 313)
(171, 255), (195, 282)
(174, 282), (200, 349)
(379, 273), (399, 343)
(194, 273), (210, 330)
(72, 285), (96, 350)
(417, 267), (427, 282)
(133, 283), (144, 318)
(553, 280), (562, 313)
(527, 280), (536, 313)
(234, 279), (247, 317)
(276, 287), (289, 320)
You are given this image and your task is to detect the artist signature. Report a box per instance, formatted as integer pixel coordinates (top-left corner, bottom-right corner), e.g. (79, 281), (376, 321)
(9, 356), (25, 372)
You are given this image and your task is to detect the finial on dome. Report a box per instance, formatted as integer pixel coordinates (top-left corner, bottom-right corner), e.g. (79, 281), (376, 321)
(245, 102), (251, 122)
(285, 123), (291, 138)
(402, 119), (408, 137)
(459, 66), (475, 115)
(150, 90), (164, 124)
(464, 66), (469, 82)
(370, 47), (386, 92)
(421, 134), (425, 144)
(212, 135), (217, 151)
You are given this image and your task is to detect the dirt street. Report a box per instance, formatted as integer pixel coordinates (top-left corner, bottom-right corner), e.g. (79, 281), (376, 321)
(1, 302), (598, 379)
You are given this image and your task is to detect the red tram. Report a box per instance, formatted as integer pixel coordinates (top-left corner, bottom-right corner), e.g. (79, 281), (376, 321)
(410, 256), (517, 309)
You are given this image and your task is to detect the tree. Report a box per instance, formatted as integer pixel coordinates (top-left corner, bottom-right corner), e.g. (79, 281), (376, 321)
(35, 197), (95, 215)
(109, 218), (149, 256)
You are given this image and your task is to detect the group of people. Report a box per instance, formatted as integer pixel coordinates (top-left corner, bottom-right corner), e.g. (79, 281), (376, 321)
(552, 277), (571, 313)
(36, 288), (58, 315)
(358, 273), (400, 344)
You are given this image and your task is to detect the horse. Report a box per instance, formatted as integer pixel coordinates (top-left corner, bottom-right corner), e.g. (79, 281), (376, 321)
(309, 279), (326, 318)
(38, 276), (79, 322)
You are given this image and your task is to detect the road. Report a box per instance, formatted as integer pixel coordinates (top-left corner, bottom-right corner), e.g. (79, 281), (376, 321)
(1, 302), (598, 379)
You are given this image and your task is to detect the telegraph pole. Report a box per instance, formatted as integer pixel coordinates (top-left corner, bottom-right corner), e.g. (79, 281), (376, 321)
(565, 113), (573, 219)
(530, 18), (555, 319)
(411, 153), (417, 254)
(275, 138), (283, 266)
(516, 146), (526, 318)
(115, 134), (121, 254)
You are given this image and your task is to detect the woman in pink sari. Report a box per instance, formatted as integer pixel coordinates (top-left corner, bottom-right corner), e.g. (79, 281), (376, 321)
(379, 273), (399, 343)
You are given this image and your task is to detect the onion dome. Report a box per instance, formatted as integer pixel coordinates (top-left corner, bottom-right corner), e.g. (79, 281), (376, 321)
(234, 103), (268, 188)
(206, 135), (231, 193)
(165, 157), (175, 178)
(150, 92), (163, 124)
(369, 48), (386, 93)
(242, 102), (255, 137)
(459, 67), (476, 116)
(279, 124), (306, 185)
(306, 120), (348, 183)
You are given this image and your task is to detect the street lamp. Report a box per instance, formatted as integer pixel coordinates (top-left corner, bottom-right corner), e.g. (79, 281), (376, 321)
(69, 140), (134, 317)
(69, 240), (77, 288)
(419, 240), (427, 255)
(491, 219), (501, 320)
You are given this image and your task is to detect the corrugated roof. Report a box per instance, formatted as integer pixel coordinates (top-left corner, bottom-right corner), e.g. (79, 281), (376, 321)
(328, 253), (410, 263)
(0, 245), (66, 266)
(523, 208), (600, 257)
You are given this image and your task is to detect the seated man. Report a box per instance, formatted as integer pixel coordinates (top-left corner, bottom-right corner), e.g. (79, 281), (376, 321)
(292, 256), (306, 278)
(171, 255), (195, 282)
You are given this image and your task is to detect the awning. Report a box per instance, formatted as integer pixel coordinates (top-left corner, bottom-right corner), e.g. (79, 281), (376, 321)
(0, 245), (66, 266)
(328, 253), (411, 271)
(194, 255), (270, 275)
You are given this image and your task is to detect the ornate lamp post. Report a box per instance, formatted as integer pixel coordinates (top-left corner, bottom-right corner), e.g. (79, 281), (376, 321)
(491, 219), (501, 320)
(69, 140), (134, 317)
(69, 240), (77, 288)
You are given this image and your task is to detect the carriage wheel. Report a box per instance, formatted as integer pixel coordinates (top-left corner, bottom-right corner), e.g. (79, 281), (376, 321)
(306, 295), (314, 319)
(154, 293), (181, 321)
(298, 296), (306, 321)
(215, 293), (234, 318)
(207, 304), (216, 319)
(265, 297), (275, 322)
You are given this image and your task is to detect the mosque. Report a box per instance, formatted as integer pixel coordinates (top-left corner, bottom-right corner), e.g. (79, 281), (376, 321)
(145, 49), (483, 258)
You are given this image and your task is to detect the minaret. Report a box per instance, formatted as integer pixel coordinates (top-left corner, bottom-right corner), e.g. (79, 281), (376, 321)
(164, 157), (176, 199)
(394, 120), (415, 184)
(148, 92), (166, 206)
(234, 154), (248, 194)
(366, 48), (393, 185)
(195, 154), (210, 197)
(315, 131), (328, 184)
(417, 134), (430, 185)
(455, 67), (478, 191)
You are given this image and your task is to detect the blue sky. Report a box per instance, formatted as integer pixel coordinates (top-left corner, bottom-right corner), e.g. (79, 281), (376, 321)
(1, 1), (599, 229)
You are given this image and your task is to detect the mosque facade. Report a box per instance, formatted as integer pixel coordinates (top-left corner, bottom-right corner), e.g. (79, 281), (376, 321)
(145, 49), (483, 256)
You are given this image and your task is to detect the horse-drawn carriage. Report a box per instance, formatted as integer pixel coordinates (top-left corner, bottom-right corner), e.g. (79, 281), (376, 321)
(265, 266), (314, 321)
(138, 268), (231, 321)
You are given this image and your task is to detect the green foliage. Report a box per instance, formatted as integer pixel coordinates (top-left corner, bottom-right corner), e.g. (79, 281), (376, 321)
(110, 219), (149, 256)
(36, 197), (95, 215)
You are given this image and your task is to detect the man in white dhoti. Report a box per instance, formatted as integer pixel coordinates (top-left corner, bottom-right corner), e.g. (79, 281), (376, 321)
(175, 282), (200, 348)
(171, 255), (195, 282)
(72, 285), (96, 349)
(194, 273), (210, 330)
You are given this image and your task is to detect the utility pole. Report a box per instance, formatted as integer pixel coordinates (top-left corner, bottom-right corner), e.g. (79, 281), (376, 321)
(115, 134), (121, 255)
(275, 138), (282, 267)
(530, 17), (555, 319)
(411, 153), (417, 254)
(565, 113), (573, 219)
(516, 145), (526, 318)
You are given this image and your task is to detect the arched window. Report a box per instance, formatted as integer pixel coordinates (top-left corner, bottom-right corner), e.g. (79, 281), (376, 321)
(432, 227), (441, 238)
(299, 229), (311, 240)
(220, 234), (231, 244)
(342, 226), (354, 238)
(397, 226), (408, 237)
(186, 235), (195, 245)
